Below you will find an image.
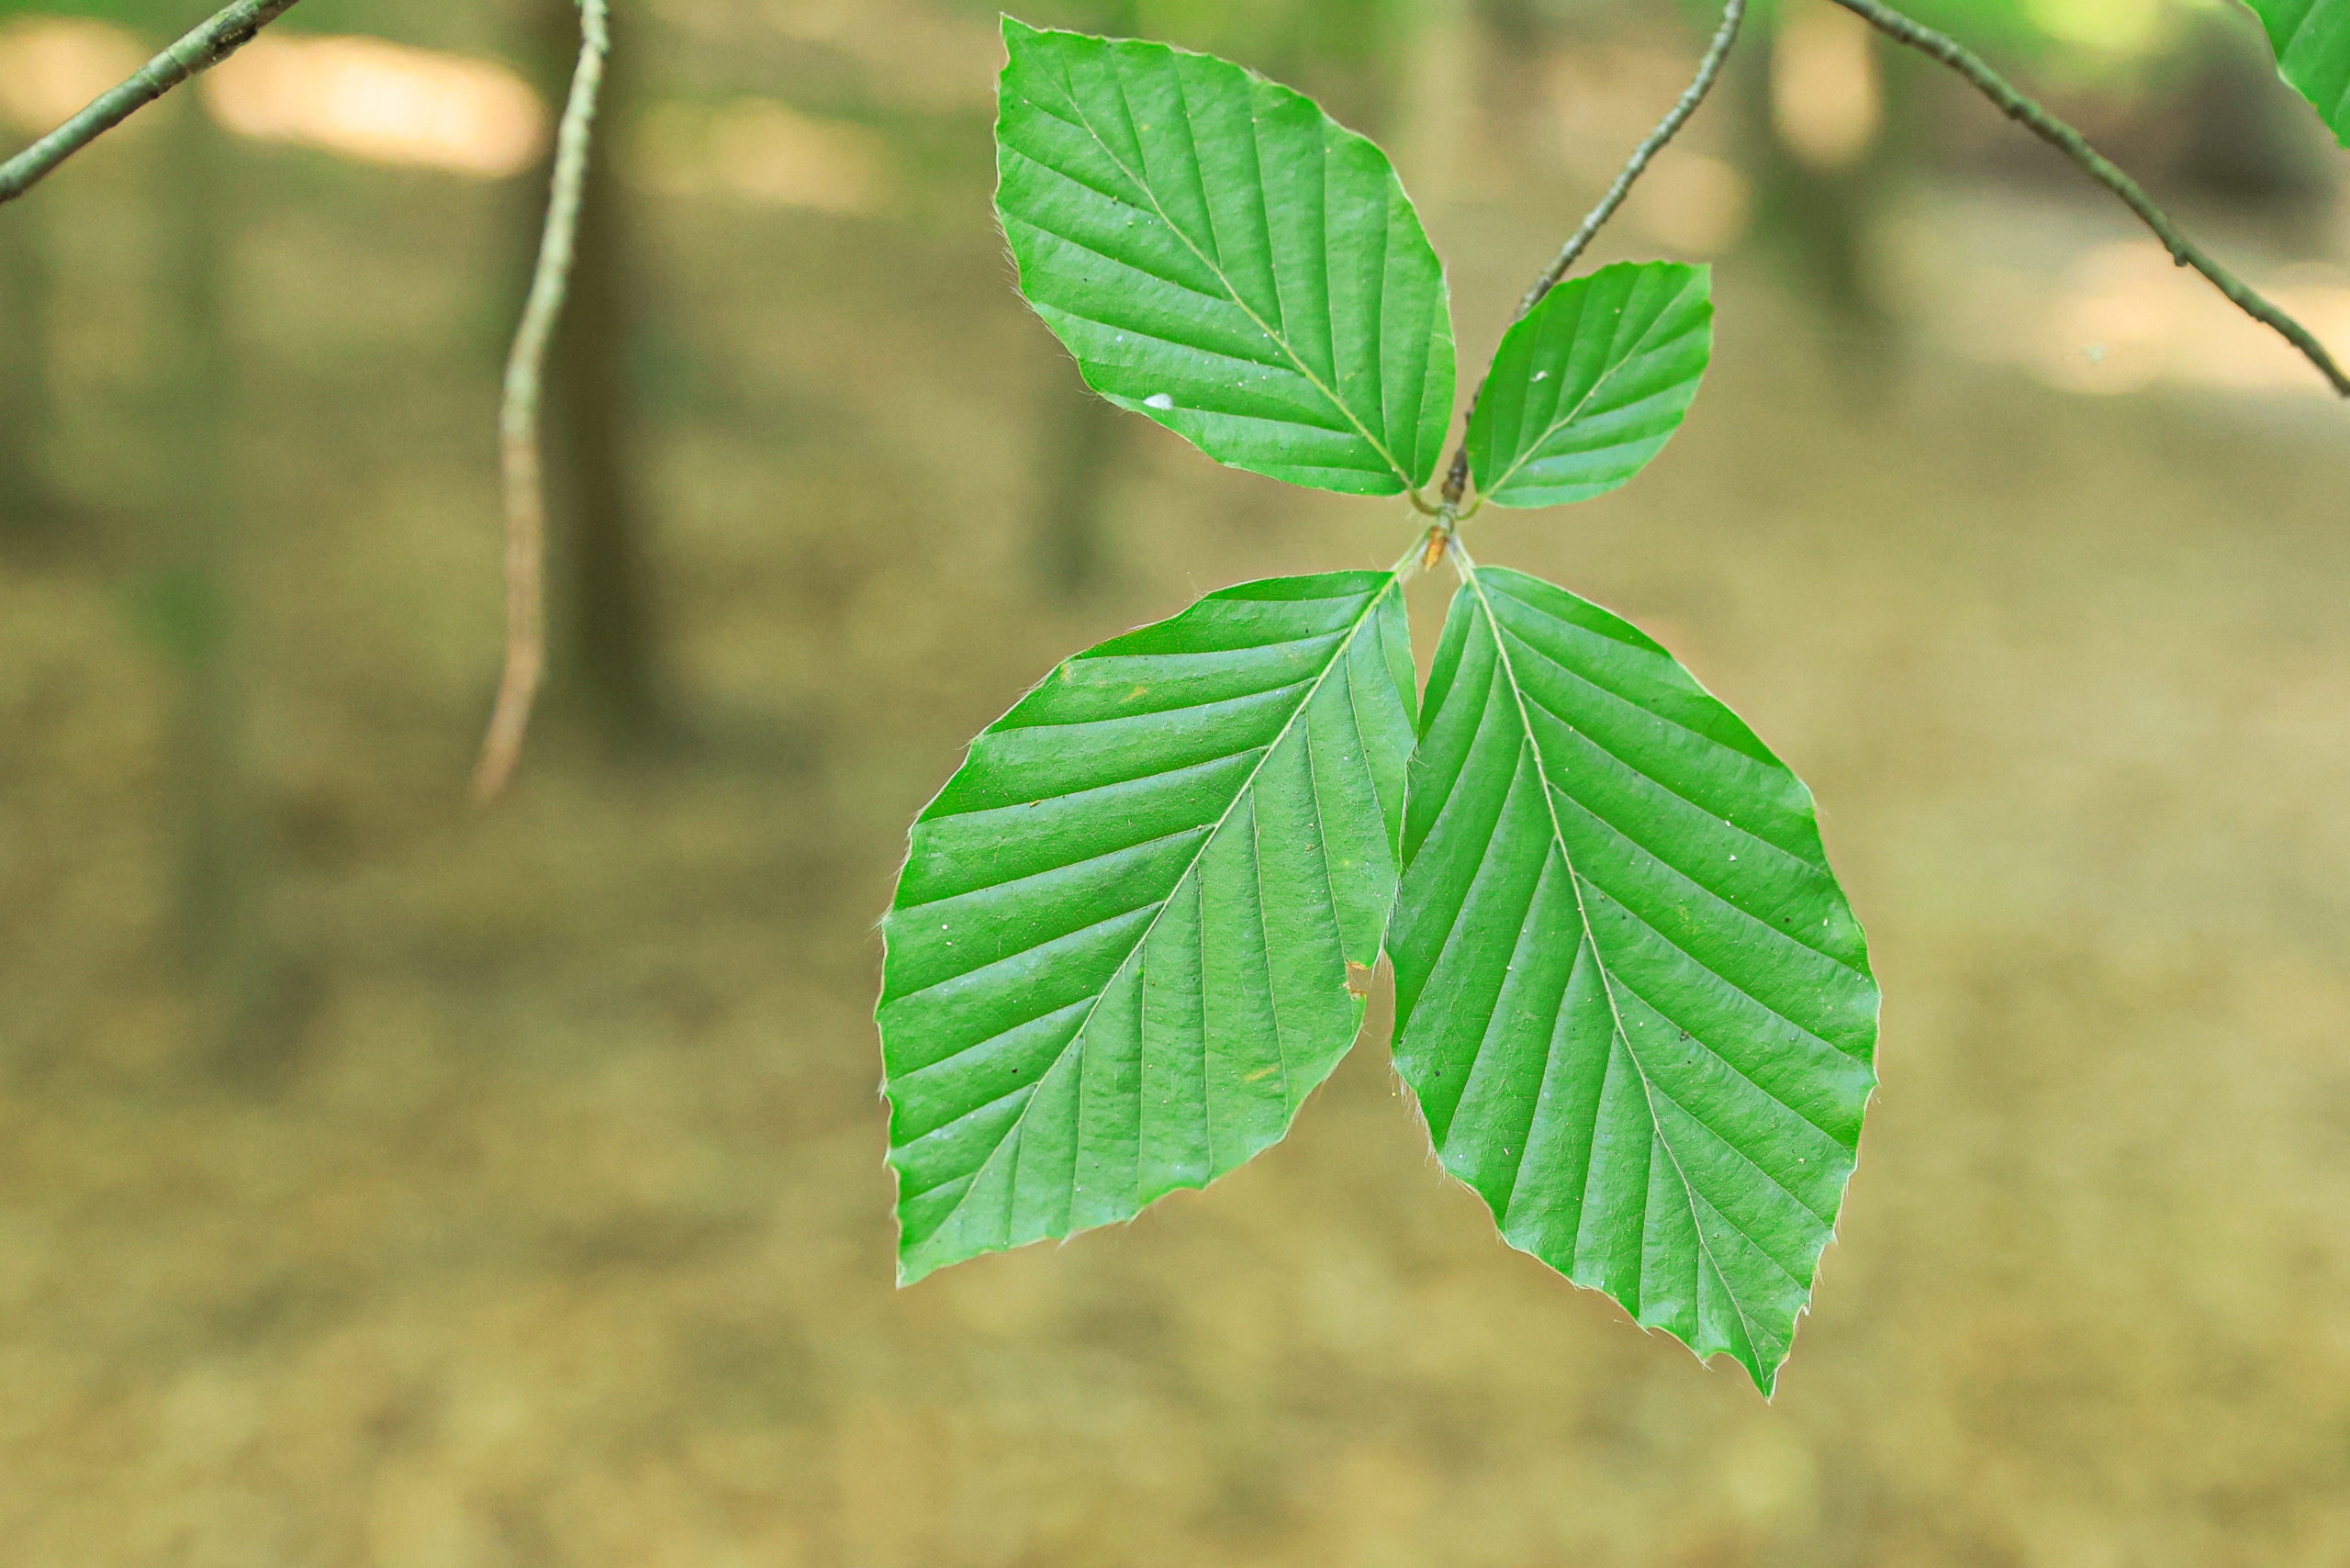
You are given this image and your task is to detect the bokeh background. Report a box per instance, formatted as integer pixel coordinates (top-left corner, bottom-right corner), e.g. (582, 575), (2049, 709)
(4, 0), (2349, 1562)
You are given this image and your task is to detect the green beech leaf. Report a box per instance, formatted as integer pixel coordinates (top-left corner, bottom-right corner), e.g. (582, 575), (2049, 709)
(880, 571), (1417, 1282)
(1467, 262), (1711, 510)
(2244, 0), (2350, 144)
(1386, 564), (1876, 1394)
(994, 19), (1457, 496)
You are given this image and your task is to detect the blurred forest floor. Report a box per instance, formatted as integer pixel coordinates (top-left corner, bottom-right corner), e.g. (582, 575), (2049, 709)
(4, 0), (2350, 1564)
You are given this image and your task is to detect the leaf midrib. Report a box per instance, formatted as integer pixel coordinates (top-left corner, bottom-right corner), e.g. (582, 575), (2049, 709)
(1022, 47), (1423, 493)
(911, 574), (1403, 1250)
(1483, 274), (1701, 499)
(1460, 561), (1765, 1363)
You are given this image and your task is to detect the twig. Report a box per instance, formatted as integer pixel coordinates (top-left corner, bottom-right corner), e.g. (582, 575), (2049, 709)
(1438, 0), (1746, 505)
(0, 0), (305, 206)
(1519, 0), (1747, 318)
(473, 0), (610, 803)
(1829, 0), (2350, 398)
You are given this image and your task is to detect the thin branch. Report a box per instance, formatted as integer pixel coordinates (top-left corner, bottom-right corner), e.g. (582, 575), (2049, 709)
(1438, 0), (1746, 505)
(1519, 0), (1747, 318)
(1829, 0), (2350, 398)
(473, 0), (610, 803)
(0, 0), (305, 206)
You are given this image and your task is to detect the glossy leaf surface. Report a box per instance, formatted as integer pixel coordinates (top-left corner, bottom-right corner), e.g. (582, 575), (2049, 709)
(1387, 565), (1876, 1393)
(2246, 0), (2350, 143)
(1467, 262), (1711, 509)
(881, 572), (1416, 1282)
(994, 19), (1457, 495)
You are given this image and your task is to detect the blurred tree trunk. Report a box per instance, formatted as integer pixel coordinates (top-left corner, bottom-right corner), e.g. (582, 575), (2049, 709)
(526, 0), (665, 742)
(1733, 12), (1900, 372)
(1034, 364), (1125, 599)
(1750, 130), (1887, 330)
(151, 96), (259, 985)
(0, 196), (59, 547)
(1028, 0), (1143, 600)
(1391, 0), (1475, 196)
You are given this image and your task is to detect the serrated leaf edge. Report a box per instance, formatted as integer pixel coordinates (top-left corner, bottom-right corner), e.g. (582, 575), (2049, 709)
(1475, 264), (1710, 505)
(894, 567), (1407, 1282)
(1000, 19), (1439, 494)
(1453, 559), (1776, 1382)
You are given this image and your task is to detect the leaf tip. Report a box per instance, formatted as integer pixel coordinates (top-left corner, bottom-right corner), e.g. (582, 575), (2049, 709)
(1739, 1349), (1785, 1400)
(894, 1235), (944, 1288)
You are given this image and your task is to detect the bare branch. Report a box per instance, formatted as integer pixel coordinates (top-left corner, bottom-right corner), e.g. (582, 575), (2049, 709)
(0, 0), (305, 206)
(1519, 0), (1748, 318)
(1438, 0), (1748, 508)
(473, 0), (610, 804)
(1830, 0), (2350, 398)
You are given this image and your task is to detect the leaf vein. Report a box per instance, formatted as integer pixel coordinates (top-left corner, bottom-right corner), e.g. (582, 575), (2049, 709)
(1463, 561), (1768, 1366)
(908, 576), (1404, 1243)
(1486, 272), (1703, 498)
(1018, 50), (1416, 489)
